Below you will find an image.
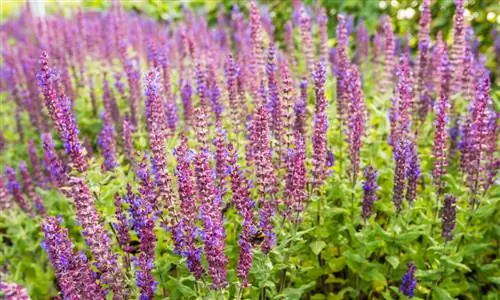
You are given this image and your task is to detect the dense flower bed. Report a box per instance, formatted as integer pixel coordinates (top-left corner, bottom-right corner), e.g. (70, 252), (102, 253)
(0, 0), (498, 299)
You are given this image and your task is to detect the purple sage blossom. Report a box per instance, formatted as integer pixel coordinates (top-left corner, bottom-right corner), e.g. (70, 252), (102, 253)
(381, 16), (395, 94)
(113, 193), (132, 253)
(193, 150), (228, 288)
(450, 0), (466, 94)
(42, 216), (104, 299)
(362, 166), (378, 220)
(335, 14), (349, 123)
(311, 62), (328, 188)
(19, 161), (46, 215)
(441, 194), (457, 241)
(98, 111), (118, 172)
(346, 65), (366, 186)
(400, 263), (417, 297)
(406, 141), (420, 205)
(145, 71), (178, 223)
(0, 175), (12, 211)
(284, 132), (307, 223)
(69, 177), (128, 299)
(252, 105), (278, 253)
(41, 133), (67, 189)
(5, 166), (34, 216)
(228, 143), (255, 286)
(0, 282), (31, 300)
(299, 7), (315, 75)
(317, 8), (328, 63)
(27, 139), (47, 188)
(174, 135), (204, 280)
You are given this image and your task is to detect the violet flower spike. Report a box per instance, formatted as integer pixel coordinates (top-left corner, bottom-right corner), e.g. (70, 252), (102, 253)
(144, 71), (178, 223)
(450, 0), (466, 94)
(441, 194), (457, 241)
(113, 193), (132, 252)
(174, 135), (204, 279)
(27, 139), (47, 188)
(335, 14), (349, 122)
(227, 143), (255, 286)
(69, 177), (128, 299)
(392, 138), (408, 213)
(123, 115), (136, 170)
(42, 216), (104, 299)
(0, 175), (12, 211)
(193, 150), (228, 288)
(0, 282), (30, 300)
(346, 65), (366, 186)
(400, 263), (417, 297)
(98, 111), (118, 172)
(406, 141), (420, 205)
(311, 62), (328, 189)
(41, 133), (67, 189)
(362, 166), (378, 220)
(252, 105), (278, 253)
(299, 7), (315, 75)
(5, 166), (34, 216)
(19, 161), (46, 215)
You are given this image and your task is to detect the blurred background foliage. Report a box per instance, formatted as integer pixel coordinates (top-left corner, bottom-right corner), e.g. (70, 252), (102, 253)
(1, 0), (499, 50)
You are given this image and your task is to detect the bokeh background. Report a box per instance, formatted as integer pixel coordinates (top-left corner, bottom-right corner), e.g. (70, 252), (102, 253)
(2, 0), (499, 84)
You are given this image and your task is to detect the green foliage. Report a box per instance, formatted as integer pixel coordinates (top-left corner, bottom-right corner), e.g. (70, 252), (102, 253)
(0, 1), (499, 300)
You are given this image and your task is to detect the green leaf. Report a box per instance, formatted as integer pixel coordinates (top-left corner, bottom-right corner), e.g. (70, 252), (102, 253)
(277, 281), (315, 300)
(386, 256), (400, 269)
(310, 241), (326, 255)
(431, 286), (453, 300)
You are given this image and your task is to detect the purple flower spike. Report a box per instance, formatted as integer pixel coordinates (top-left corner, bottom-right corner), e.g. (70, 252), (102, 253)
(123, 115), (136, 170)
(145, 71), (178, 224)
(362, 166), (378, 220)
(280, 60), (294, 151)
(311, 62), (328, 189)
(42, 216), (104, 299)
(114, 193), (131, 252)
(39, 52), (87, 173)
(299, 7), (315, 75)
(381, 16), (395, 94)
(450, 0), (466, 94)
(27, 139), (47, 188)
(98, 111), (118, 172)
(346, 65), (366, 186)
(406, 141), (420, 205)
(253, 105), (278, 253)
(0, 282), (30, 300)
(432, 53), (450, 193)
(249, 1), (264, 95)
(336, 14), (349, 123)
(0, 175), (12, 211)
(194, 150), (228, 288)
(19, 161), (46, 216)
(175, 135), (204, 279)
(227, 143), (255, 286)
(441, 194), (457, 241)
(318, 8), (328, 63)
(41, 133), (67, 189)
(5, 166), (34, 216)
(69, 177), (128, 299)
(393, 138), (408, 213)
(284, 132), (307, 223)
(400, 263), (417, 297)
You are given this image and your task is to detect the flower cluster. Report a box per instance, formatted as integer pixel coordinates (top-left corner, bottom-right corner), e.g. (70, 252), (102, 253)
(42, 216), (104, 298)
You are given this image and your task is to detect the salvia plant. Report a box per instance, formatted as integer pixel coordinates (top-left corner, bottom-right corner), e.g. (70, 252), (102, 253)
(0, 1), (498, 299)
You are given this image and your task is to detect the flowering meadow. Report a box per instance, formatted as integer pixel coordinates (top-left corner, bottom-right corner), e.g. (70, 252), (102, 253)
(0, 0), (499, 299)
